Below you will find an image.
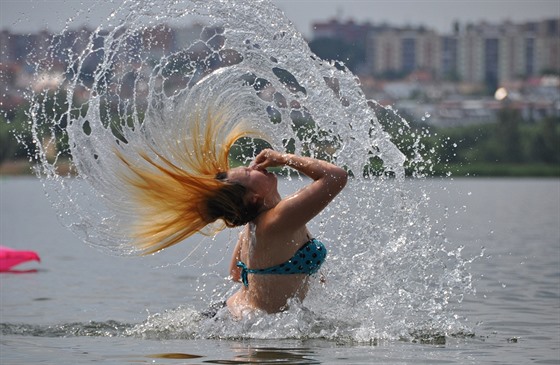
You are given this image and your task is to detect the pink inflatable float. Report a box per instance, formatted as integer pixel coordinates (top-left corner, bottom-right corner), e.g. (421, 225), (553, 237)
(0, 246), (40, 272)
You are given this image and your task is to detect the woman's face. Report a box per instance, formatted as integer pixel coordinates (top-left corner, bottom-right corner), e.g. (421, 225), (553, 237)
(227, 166), (277, 196)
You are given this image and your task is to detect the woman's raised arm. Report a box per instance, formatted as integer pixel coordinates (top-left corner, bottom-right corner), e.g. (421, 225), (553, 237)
(252, 149), (347, 233)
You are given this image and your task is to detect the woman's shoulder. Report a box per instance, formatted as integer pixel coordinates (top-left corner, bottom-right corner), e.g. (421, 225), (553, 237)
(253, 203), (304, 237)
(252, 212), (284, 241)
(253, 217), (308, 248)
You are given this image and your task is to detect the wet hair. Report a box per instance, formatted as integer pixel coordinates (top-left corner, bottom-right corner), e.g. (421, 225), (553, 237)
(205, 172), (261, 227)
(115, 104), (267, 255)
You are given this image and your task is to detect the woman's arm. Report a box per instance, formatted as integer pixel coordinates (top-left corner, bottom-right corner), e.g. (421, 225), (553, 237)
(252, 149), (348, 182)
(229, 236), (242, 282)
(252, 149), (348, 233)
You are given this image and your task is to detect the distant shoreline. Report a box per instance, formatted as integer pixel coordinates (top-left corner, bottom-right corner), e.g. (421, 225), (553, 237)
(430, 162), (560, 178)
(1, 159), (558, 178)
(0, 160), (34, 176)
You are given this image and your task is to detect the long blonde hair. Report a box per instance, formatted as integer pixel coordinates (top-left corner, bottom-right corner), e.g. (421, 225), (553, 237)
(116, 105), (264, 255)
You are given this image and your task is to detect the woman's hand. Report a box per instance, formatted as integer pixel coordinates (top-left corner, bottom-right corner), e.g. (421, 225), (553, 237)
(251, 149), (287, 170)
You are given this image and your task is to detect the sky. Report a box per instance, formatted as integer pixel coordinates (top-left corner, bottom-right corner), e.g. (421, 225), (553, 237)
(1, 0), (559, 37)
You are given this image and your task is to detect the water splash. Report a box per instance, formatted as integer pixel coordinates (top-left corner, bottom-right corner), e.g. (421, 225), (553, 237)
(26, 0), (475, 342)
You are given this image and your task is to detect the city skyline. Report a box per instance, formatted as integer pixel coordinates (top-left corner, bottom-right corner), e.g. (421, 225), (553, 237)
(0, 0), (558, 37)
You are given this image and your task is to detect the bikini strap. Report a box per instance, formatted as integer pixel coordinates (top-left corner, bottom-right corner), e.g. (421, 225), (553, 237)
(236, 261), (250, 287)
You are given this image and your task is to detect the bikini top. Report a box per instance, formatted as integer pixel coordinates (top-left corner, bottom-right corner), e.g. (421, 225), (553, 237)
(236, 238), (327, 287)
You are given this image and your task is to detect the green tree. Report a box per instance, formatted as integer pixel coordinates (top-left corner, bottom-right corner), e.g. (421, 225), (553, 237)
(0, 106), (34, 164)
(308, 38), (365, 73)
(528, 116), (560, 163)
(494, 107), (523, 163)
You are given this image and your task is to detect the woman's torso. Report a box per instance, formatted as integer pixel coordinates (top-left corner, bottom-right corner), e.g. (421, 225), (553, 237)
(234, 222), (313, 313)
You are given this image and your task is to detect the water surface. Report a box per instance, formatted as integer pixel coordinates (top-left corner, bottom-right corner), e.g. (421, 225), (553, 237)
(1, 177), (558, 364)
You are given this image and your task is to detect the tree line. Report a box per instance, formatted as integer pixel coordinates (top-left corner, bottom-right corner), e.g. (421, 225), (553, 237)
(1, 101), (559, 177)
(379, 107), (560, 177)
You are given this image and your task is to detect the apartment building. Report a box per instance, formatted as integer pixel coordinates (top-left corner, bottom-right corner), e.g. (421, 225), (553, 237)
(312, 18), (560, 87)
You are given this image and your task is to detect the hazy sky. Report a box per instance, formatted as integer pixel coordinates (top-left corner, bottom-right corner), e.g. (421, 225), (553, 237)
(1, 0), (558, 37)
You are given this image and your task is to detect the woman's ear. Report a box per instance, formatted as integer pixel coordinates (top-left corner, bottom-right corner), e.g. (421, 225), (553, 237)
(245, 191), (262, 208)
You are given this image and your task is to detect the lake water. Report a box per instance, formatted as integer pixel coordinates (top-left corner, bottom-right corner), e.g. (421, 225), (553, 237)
(1, 177), (559, 364)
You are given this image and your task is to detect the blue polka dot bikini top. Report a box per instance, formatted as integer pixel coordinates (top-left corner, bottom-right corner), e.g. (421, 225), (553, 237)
(236, 238), (327, 287)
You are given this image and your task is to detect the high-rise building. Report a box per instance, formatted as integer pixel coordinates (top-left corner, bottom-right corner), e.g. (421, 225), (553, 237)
(313, 18), (559, 87)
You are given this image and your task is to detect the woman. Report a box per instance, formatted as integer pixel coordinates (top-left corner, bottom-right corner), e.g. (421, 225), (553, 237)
(116, 105), (347, 315)
(223, 149), (347, 315)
